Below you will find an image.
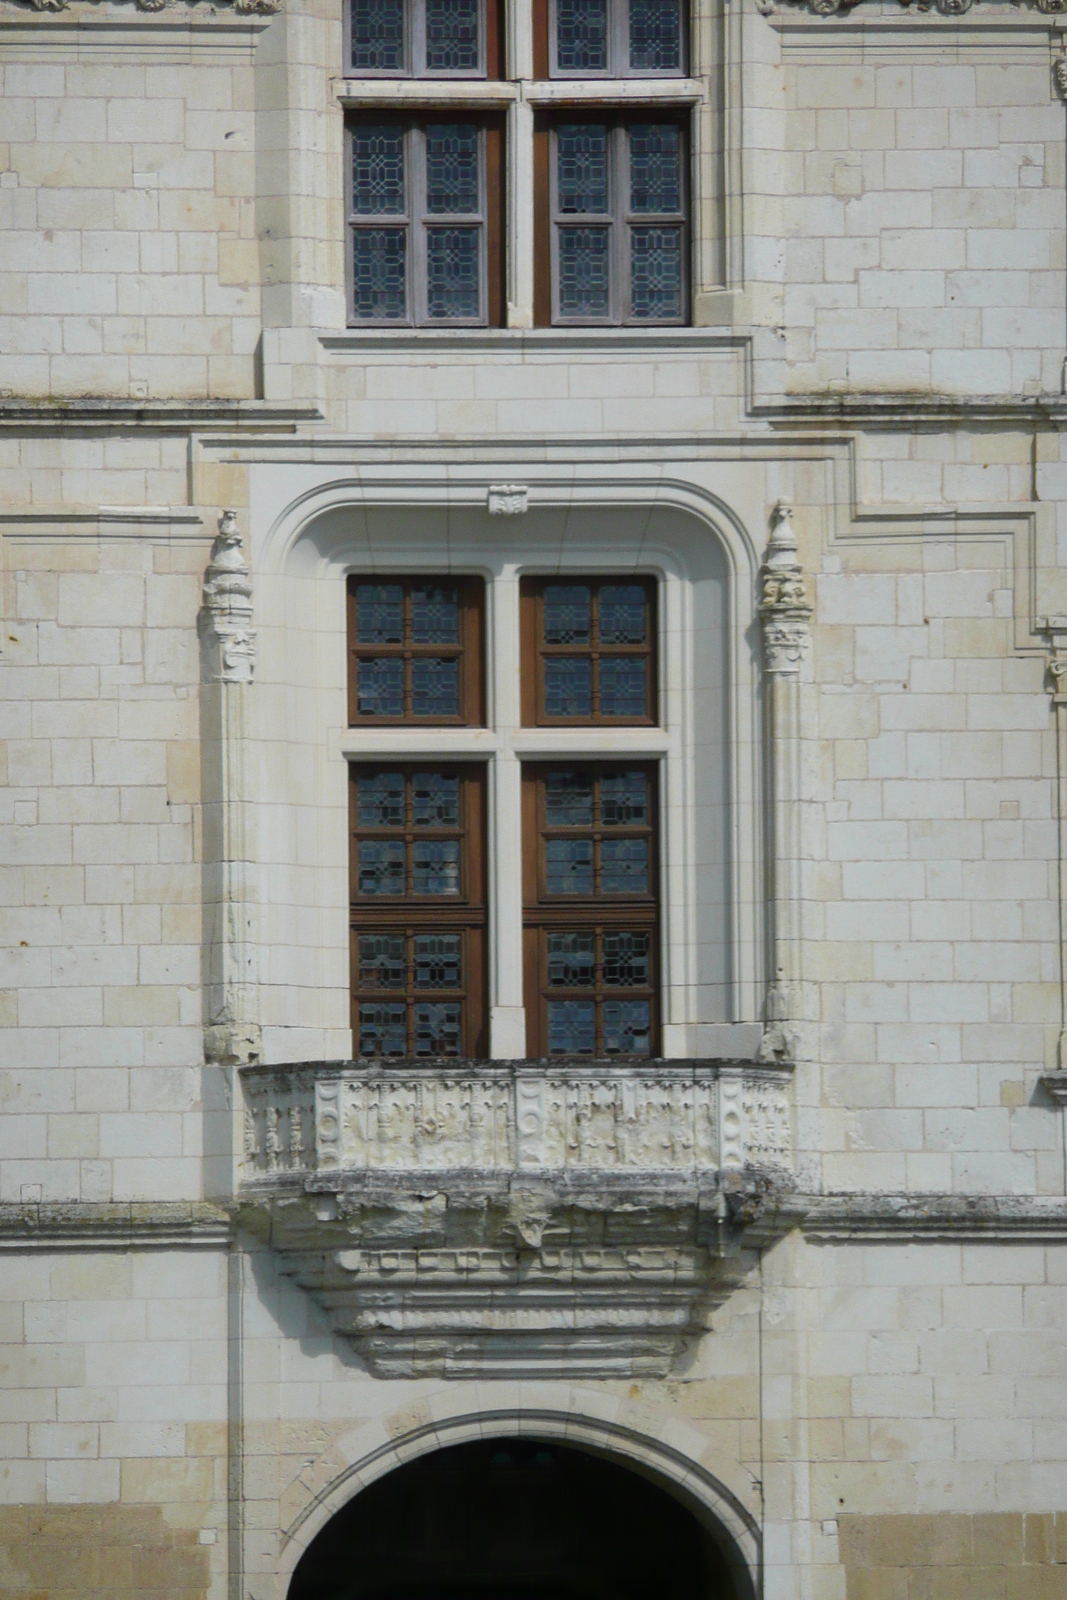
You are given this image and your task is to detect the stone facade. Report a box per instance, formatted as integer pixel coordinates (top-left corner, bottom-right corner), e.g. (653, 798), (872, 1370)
(1, 0), (1067, 1598)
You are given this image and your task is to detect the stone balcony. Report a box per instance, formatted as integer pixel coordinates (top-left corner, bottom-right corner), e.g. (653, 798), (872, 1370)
(237, 1059), (794, 1379)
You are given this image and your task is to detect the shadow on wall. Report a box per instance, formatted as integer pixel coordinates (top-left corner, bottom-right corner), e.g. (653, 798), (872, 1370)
(287, 1436), (743, 1600)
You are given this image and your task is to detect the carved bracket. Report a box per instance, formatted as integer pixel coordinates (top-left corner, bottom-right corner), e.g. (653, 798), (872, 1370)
(199, 509), (255, 685)
(758, 499), (812, 678)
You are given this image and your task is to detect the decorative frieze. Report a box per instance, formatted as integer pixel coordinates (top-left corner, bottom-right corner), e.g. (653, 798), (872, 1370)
(775, 0), (1064, 16)
(20, 0), (278, 12)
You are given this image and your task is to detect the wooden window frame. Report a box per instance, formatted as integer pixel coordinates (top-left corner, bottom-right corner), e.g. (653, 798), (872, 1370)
(533, 115), (688, 328)
(534, 0), (687, 79)
(522, 762), (659, 1058)
(350, 763), (488, 1058)
(346, 118), (506, 329)
(344, 0), (506, 79)
(519, 574), (658, 726)
(347, 574), (485, 726)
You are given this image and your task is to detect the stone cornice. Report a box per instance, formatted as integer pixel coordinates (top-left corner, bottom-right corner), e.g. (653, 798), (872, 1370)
(0, 1201), (232, 1250)
(0, 398), (320, 432)
(753, 393), (1067, 430)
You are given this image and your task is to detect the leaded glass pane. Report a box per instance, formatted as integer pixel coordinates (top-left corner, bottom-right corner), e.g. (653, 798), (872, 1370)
(359, 933), (406, 988)
(426, 227), (481, 321)
(359, 1002), (407, 1056)
(356, 582), (404, 642)
(599, 656), (647, 716)
(357, 771), (406, 827)
(630, 225), (682, 321)
(544, 657), (593, 717)
(425, 124), (479, 213)
(351, 0), (404, 71)
(357, 657), (404, 716)
(629, 125), (681, 213)
(411, 656), (461, 715)
(543, 584), (591, 643)
(425, 0), (479, 71)
(358, 840), (406, 895)
(547, 932), (595, 988)
(556, 125), (608, 213)
(411, 584), (460, 643)
(628, 0), (680, 71)
(547, 999), (596, 1054)
(558, 227), (610, 318)
(556, 0), (607, 71)
(546, 838), (594, 895)
(411, 772), (460, 827)
(414, 1002), (462, 1055)
(352, 228), (407, 321)
(414, 933), (462, 987)
(413, 839), (461, 895)
(602, 999), (651, 1055)
(599, 584), (646, 642)
(352, 126), (405, 214)
(600, 771), (648, 826)
(602, 931), (650, 987)
(601, 837), (648, 893)
(544, 771), (594, 827)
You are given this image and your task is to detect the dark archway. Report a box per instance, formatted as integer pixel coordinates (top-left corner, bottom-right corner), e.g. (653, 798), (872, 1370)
(288, 1437), (743, 1600)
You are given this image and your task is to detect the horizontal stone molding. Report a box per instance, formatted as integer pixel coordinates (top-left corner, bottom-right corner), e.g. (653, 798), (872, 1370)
(0, 398), (319, 431)
(792, 1192), (1067, 1242)
(0, 1201), (231, 1251)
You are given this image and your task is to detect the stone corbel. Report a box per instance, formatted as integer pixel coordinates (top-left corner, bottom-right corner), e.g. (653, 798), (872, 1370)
(200, 511), (260, 1067)
(758, 500), (811, 1066)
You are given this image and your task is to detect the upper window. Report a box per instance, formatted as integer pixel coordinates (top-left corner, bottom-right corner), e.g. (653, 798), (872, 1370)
(347, 574), (485, 724)
(347, 119), (505, 326)
(346, 0), (505, 77)
(535, 119), (687, 327)
(520, 576), (657, 724)
(535, 0), (685, 76)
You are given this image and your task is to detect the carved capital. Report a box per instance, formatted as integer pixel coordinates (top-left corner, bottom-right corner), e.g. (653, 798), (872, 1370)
(759, 499), (811, 677)
(199, 509), (255, 684)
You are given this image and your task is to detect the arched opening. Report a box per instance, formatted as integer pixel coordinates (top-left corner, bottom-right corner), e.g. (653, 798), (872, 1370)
(288, 1437), (745, 1600)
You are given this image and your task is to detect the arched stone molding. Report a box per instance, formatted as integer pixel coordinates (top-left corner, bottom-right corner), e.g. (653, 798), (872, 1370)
(272, 1389), (762, 1600)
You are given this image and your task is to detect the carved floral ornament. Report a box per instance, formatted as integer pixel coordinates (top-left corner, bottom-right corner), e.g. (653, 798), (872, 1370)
(764, 0), (1067, 17)
(23, 0), (278, 14)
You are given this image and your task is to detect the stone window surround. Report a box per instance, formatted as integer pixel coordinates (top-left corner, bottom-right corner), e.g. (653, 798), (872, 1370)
(336, 0), (710, 331)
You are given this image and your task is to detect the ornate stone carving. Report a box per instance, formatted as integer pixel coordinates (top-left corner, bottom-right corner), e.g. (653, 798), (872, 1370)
(487, 484), (529, 515)
(199, 509), (255, 684)
(758, 499), (811, 678)
(238, 1058), (793, 1378)
(22, 0), (278, 12)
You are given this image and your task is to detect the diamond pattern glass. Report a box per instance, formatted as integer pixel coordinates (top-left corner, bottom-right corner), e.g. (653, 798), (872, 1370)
(357, 771), (406, 827)
(357, 657), (404, 717)
(600, 770), (648, 826)
(414, 933), (462, 988)
(558, 227), (610, 318)
(546, 838), (594, 895)
(411, 585), (460, 643)
(547, 999), (596, 1055)
(427, 228), (480, 320)
(599, 584), (646, 643)
(359, 1002), (407, 1056)
(544, 656), (593, 717)
(426, 124), (479, 213)
(628, 0), (680, 71)
(352, 228), (407, 321)
(356, 583), (404, 642)
(411, 772), (460, 827)
(425, 0), (479, 70)
(547, 932), (596, 988)
(543, 585), (592, 643)
(414, 1002), (463, 1055)
(358, 934), (406, 988)
(599, 656), (647, 716)
(601, 837), (648, 894)
(358, 841), (405, 896)
(352, 126), (406, 214)
(557, 125), (608, 213)
(556, 0), (607, 71)
(351, 0), (404, 70)
(629, 125), (681, 214)
(630, 225), (682, 321)
(411, 655), (461, 714)
(544, 771), (594, 827)
(413, 840), (461, 895)
(602, 999), (651, 1054)
(602, 931), (650, 987)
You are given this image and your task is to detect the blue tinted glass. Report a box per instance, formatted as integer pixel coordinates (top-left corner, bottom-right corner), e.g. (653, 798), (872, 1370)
(547, 932), (595, 988)
(411, 772), (460, 826)
(546, 838), (594, 895)
(358, 840), (405, 895)
(600, 771), (647, 826)
(411, 585), (460, 642)
(411, 656), (461, 715)
(357, 656), (404, 716)
(602, 931), (650, 987)
(426, 124), (479, 213)
(543, 585), (591, 643)
(357, 770), (405, 826)
(414, 934), (462, 988)
(557, 125), (608, 213)
(601, 838), (648, 894)
(558, 227), (610, 318)
(544, 771), (594, 827)
(629, 0), (680, 70)
(359, 1002), (407, 1056)
(544, 657), (592, 717)
(351, 0), (404, 70)
(547, 999), (596, 1055)
(358, 934), (406, 988)
(426, 0), (479, 70)
(599, 584), (646, 642)
(413, 840), (461, 895)
(352, 228), (407, 320)
(426, 228), (481, 320)
(556, 0), (607, 71)
(630, 225), (682, 321)
(602, 999), (651, 1055)
(598, 657), (647, 716)
(352, 126), (405, 214)
(414, 1002), (463, 1055)
(356, 583), (403, 642)
(629, 125), (681, 214)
